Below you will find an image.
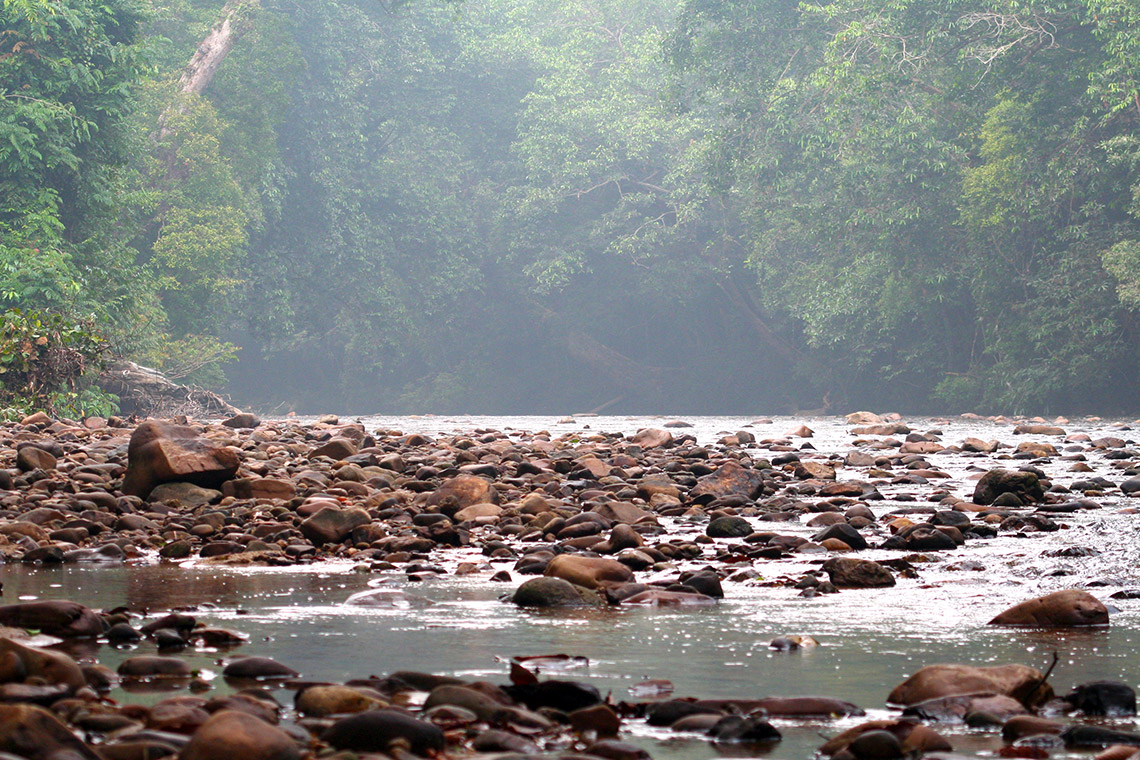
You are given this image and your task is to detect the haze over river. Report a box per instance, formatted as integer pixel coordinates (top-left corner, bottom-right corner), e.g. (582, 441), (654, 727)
(9, 414), (1140, 759)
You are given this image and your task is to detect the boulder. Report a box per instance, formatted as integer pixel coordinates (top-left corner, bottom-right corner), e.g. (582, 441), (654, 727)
(309, 437), (357, 461)
(181, 710), (300, 760)
(0, 601), (104, 638)
(512, 577), (603, 607)
(1064, 681), (1137, 716)
(818, 719), (951, 757)
(118, 656), (193, 678)
(430, 475), (499, 514)
(299, 507), (371, 546)
(221, 413), (261, 429)
(322, 709), (445, 755)
(812, 523), (868, 550)
(15, 446), (55, 472)
(691, 462), (765, 501)
(629, 429), (673, 449)
(821, 557), (895, 588)
(706, 516), (752, 538)
(972, 469), (1044, 506)
(222, 657), (298, 680)
(0, 637), (85, 691)
(295, 684), (387, 716)
(122, 421), (240, 498)
(544, 554), (633, 589)
(0, 703), (102, 759)
(988, 590), (1108, 627)
(887, 664), (1051, 707)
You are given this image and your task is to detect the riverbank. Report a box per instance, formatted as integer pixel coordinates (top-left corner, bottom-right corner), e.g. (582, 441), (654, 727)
(1, 411), (1140, 760)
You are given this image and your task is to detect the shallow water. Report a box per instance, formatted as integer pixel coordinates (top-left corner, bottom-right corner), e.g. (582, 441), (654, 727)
(9, 414), (1140, 758)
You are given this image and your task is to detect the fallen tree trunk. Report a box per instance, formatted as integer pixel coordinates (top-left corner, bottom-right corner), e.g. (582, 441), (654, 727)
(99, 360), (240, 419)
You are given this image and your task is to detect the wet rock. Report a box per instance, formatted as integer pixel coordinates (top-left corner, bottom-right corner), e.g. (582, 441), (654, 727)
(298, 506), (370, 546)
(973, 469), (1044, 506)
(221, 413), (261, 429)
(904, 693), (1027, 723)
(122, 421), (240, 498)
(569, 703), (621, 737)
(846, 729), (905, 760)
(645, 699), (724, 726)
(1064, 681), (1136, 716)
(506, 679), (602, 712)
(706, 516), (752, 538)
(1062, 725), (1140, 748)
(586, 739), (653, 760)
(430, 474), (499, 514)
(630, 429), (673, 449)
(0, 637), (85, 691)
(818, 719), (951, 757)
(821, 557), (895, 588)
(15, 446), (56, 472)
(222, 657), (298, 680)
(472, 728), (539, 753)
(309, 437), (357, 460)
(888, 664), (1051, 707)
(1001, 715), (1065, 742)
(294, 684), (386, 716)
(812, 523), (868, 550)
(988, 589), (1109, 627)
(691, 462), (765, 502)
(0, 703), (102, 759)
(0, 601), (104, 638)
(118, 656), (192, 678)
(181, 710), (300, 760)
(707, 714), (781, 743)
(620, 589), (716, 606)
(544, 554), (633, 589)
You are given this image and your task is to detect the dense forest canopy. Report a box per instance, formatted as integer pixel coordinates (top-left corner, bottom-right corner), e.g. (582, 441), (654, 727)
(4, 0), (1140, 416)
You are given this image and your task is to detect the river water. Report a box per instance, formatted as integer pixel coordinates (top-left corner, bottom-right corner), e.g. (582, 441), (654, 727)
(8, 414), (1140, 759)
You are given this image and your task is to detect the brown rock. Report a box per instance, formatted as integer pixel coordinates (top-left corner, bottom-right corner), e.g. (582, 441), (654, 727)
(819, 719), (951, 757)
(821, 557), (895, 588)
(0, 601), (104, 638)
(295, 684), (386, 716)
(222, 478), (296, 501)
(545, 554), (633, 589)
(181, 710), (301, 760)
(988, 589), (1108, 627)
(888, 664), (1051, 707)
(15, 446), (55, 472)
(1002, 715), (1065, 743)
(309, 437), (357, 461)
(430, 474), (499, 514)
(629, 429), (673, 449)
(0, 637), (85, 691)
(122, 421), (240, 498)
(298, 506), (370, 545)
(0, 703), (102, 759)
(691, 462), (765, 501)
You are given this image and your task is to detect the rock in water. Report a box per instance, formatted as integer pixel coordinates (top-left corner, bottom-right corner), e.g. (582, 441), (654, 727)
(972, 468), (1044, 506)
(821, 557), (895, 588)
(988, 589), (1108, 627)
(122, 420), (240, 498)
(887, 664), (1052, 707)
(181, 710), (301, 760)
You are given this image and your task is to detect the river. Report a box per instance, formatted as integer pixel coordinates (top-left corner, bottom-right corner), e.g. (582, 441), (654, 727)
(7, 414), (1140, 759)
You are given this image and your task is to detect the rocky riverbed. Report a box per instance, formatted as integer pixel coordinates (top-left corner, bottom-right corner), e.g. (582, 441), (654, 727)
(3, 409), (1140, 760)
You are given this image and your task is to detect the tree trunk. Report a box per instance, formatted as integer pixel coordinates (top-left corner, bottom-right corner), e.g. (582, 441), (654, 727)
(156, 0), (260, 139)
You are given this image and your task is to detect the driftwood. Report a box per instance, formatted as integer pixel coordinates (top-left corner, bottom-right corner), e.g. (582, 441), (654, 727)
(99, 361), (239, 419)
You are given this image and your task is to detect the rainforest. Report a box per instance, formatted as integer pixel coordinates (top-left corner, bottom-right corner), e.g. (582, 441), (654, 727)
(4, 0), (1140, 416)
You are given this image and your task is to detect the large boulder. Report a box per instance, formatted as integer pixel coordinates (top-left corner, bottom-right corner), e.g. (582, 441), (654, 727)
(295, 685), (387, 717)
(972, 469), (1045, 506)
(988, 589), (1109, 627)
(887, 664), (1052, 707)
(821, 557), (895, 588)
(690, 462), (765, 502)
(122, 421), (240, 498)
(0, 601), (104, 638)
(544, 554), (633, 589)
(181, 710), (301, 760)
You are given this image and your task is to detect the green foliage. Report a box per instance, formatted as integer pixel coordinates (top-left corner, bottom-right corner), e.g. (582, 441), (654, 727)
(0, 308), (115, 417)
(134, 333), (239, 389)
